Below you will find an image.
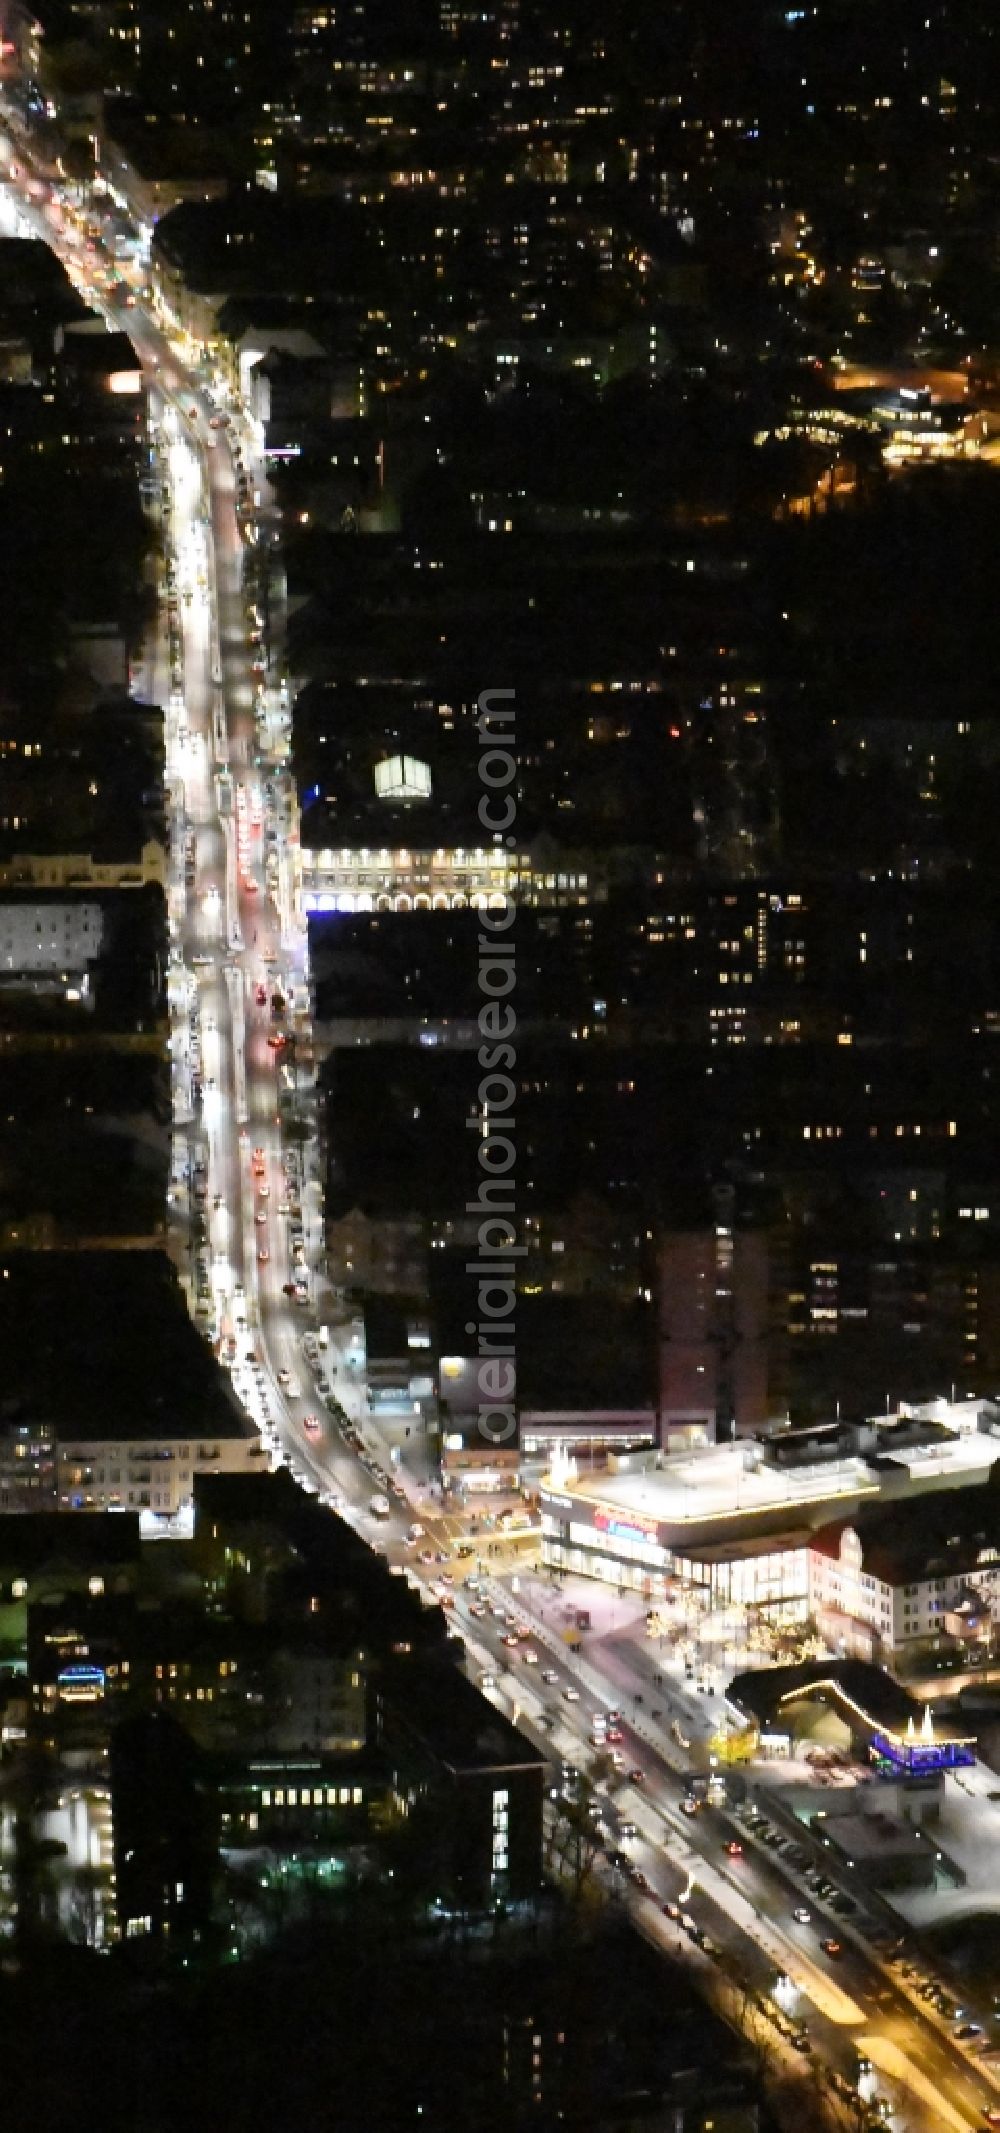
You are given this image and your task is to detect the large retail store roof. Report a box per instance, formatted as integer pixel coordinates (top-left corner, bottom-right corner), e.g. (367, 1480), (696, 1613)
(548, 1444), (879, 1543)
(543, 1400), (1000, 1549)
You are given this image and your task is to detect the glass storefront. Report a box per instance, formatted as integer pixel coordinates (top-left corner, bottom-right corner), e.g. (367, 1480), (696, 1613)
(542, 1531), (672, 1598)
(541, 1507), (809, 1616)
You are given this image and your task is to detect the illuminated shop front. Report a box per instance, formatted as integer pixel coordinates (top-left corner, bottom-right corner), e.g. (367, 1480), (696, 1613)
(541, 1484), (811, 1615)
(541, 1492), (673, 1596)
(673, 1536), (811, 1621)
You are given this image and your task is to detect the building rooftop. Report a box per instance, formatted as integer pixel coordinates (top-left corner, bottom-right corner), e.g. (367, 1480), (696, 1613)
(811, 1464), (1000, 1587)
(0, 1049), (168, 1245)
(546, 1443), (879, 1549)
(193, 1469), (453, 1655)
(0, 1511), (142, 1575)
(385, 1654), (547, 1780)
(815, 1809), (930, 1864)
(0, 883), (166, 1035)
(0, 1253), (249, 1443)
(727, 1657), (928, 1740)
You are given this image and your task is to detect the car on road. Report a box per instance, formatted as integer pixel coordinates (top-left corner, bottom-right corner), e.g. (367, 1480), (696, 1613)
(469, 1603), (486, 1617)
(541, 1669), (559, 1684)
(254, 1212), (267, 1225)
(302, 1415), (321, 1437)
(257, 1247), (269, 1263)
(501, 1634), (519, 1648)
(724, 1840), (743, 1857)
(957, 2023), (983, 2040)
(522, 1648), (539, 1665)
(627, 1768), (645, 1786)
(663, 1901), (681, 1920)
(820, 1939), (842, 1959)
(793, 1907), (811, 1925)
(563, 1687), (580, 1702)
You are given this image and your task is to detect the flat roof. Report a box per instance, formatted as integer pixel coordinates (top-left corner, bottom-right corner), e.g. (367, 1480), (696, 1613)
(820, 1810), (928, 1861)
(0, 1511), (141, 1571)
(386, 1656), (547, 1778)
(549, 1444), (878, 1540)
(0, 1252), (249, 1443)
(873, 1434), (998, 1483)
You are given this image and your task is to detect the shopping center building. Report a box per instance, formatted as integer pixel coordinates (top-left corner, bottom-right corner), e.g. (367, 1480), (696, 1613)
(539, 1399), (1000, 1620)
